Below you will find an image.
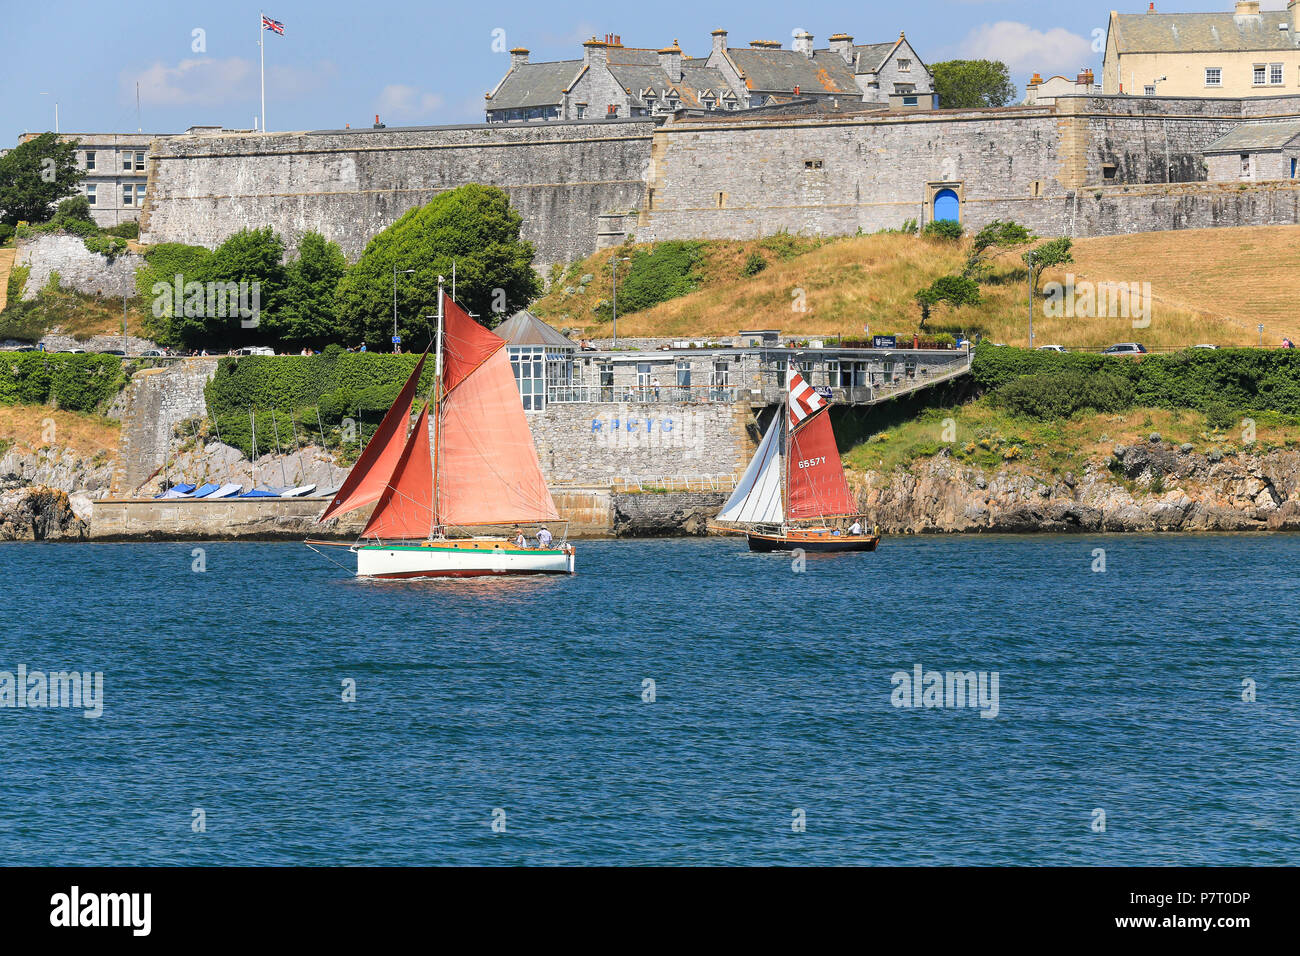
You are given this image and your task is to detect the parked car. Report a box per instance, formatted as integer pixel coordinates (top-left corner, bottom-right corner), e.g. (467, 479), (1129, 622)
(1036, 344), (1067, 352)
(1103, 343), (1147, 355)
(1191, 343), (1218, 350)
(99, 349), (126, 356)
(234, 346), (275, 356)
(55, 348), (86, 354)
(141, 349), (167, 356)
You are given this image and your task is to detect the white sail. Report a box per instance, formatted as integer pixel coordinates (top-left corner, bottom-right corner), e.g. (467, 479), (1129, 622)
(717, 414), (784, 525)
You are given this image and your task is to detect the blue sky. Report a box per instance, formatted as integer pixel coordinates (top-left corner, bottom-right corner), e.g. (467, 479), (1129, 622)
(0, 0), (1280, 140)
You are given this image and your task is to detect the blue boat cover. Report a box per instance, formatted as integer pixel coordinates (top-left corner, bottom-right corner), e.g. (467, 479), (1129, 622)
(239, 488), (278, 497)
(191, 483), (221, 498)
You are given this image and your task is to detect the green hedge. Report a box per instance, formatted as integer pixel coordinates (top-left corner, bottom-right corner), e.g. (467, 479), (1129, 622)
(204, 352), (437, 456)
(0, 353), (126, 412)
(973, 343), (1300, 415)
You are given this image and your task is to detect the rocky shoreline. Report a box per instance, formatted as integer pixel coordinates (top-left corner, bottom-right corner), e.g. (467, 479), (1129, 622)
(855, 438), (1300, 533)
(3, 437), (1299, 541)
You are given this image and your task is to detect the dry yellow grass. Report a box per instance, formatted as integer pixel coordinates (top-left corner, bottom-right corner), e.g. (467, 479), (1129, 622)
(0, 405), (120, 458)
(533, 226), (1300, 349)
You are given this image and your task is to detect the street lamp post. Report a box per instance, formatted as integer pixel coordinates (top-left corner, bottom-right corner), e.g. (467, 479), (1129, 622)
(610, 256), (630, 348)
(393, 266), (415, 352)
(1026, 250), (1036, 349)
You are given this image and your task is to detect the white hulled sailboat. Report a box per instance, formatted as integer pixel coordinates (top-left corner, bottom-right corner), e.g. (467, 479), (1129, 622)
(308, 280), (574, 578)
(712, 366), (879, 554)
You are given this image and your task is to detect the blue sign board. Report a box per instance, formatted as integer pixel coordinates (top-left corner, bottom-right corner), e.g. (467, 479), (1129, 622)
(391, 335), (402, 344)
(872, 335), (897, 349)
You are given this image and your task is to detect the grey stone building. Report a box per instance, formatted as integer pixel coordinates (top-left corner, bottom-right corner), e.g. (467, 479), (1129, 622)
(484, 27), (934, 122)
(1203, 119), (1300, 180)
(19, 132), (158, 228)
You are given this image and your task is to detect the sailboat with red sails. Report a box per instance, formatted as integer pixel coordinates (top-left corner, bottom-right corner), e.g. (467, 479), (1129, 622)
(307, 279), (574, 577)
(712, 365), (879, 553)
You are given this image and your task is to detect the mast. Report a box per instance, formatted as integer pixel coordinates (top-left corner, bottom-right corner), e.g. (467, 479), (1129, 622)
(781, 397), (789, 533)
(430, 278), (445, 539)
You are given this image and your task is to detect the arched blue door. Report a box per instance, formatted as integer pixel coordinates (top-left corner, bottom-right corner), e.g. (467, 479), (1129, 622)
(933, 188), (959, 222)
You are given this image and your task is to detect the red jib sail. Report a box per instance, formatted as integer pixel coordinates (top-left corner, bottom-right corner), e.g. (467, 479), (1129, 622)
(437, 348), (561, 526)
(442, 297), (505, 395)
(361, 403), (435, 539)
(787, 408), (857, 520)
(319, 350), (426, 522)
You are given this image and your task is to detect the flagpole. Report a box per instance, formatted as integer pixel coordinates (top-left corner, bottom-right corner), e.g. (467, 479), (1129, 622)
(259, 11), (266, 132)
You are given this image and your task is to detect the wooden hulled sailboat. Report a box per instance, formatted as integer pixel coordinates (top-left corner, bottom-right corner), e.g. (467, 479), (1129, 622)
(712, 366), (879, 554)
(308, 281), (574, 578)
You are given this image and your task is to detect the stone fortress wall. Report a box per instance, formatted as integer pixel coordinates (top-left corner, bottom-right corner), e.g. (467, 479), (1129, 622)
(140, 93), (1300, 269)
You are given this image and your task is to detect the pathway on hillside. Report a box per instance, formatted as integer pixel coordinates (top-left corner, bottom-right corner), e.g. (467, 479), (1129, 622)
(0, 247), (15, 313)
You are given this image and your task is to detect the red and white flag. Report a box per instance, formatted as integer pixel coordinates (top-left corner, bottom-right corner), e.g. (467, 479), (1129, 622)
(787, 365), (827, 426)
(262, 15), (285, 35)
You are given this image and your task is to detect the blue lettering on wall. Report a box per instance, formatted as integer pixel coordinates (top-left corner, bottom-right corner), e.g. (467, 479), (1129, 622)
(591, 420), (602, 432)
(662, 418), (673, 432)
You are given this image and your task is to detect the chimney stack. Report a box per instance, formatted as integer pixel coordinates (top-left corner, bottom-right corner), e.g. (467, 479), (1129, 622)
(1234, 1), (1260, 15)
(658, 40), (684, 83)
(584, 37), (610, 67)
(793, 30), (814, 57)
(1147, 2), (1156, 12)
(828, 33), (854, 64)
(510, 47), (529, 69)
(711, 28), (728, 60)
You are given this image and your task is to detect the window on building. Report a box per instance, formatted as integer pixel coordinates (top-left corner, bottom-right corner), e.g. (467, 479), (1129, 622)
(135, 151), (145, 170)
(123, 152), (132, 171)
(1102, 163), (1117, 181)
(85, 183), (96, 205)
(510, 346), (546, 411)
(1254, 64), (1267, 85)
(710, 361), (729, 397)
(898, 58), (911, 72)
(1241, 153), (1251, 177)
(1271, 63), (1284, 85)
(1205, 67), (1222, 87)
(903, 95), (918, 106)
(804, 159), (823, 170)
(122, 184), (133, 206)
(1144, 85), (1156, 96)
(607, 104), (618, 117)
(85, 150), (96, 171)
(675, 360), (691, 390)
(576, 104), (586, 118)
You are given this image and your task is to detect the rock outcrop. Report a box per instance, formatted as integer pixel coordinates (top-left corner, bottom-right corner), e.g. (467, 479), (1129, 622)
(855, 442), (1300, 533)
(0, 486), (90, 540)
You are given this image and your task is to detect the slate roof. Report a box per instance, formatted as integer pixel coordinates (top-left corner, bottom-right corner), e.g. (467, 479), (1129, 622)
(496, 310), (576, 349)
(725, 47), (858, 93)
(851, 41), (898, 74)
(487, 60), (584, 110)
(1204, 120), (1300, 152)
(1111, 11), (1300, 53)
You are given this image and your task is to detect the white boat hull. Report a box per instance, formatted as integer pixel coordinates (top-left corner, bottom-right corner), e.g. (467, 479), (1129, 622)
(354, 541), (574, 578)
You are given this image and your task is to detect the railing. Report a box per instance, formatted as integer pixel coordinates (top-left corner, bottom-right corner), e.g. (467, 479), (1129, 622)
(547, 385), (740, 404)
(611, 474), (738, 493)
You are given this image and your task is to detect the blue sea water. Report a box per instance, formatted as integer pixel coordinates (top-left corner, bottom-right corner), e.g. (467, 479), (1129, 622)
(0, 535), (1297, 866)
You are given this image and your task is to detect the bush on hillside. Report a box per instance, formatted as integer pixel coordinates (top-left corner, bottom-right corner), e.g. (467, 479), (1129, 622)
(991, 370), (1135, 420)
(0, 352), (126, 412)
(921, 220), (964, 241)
(594, 240), (704, 320)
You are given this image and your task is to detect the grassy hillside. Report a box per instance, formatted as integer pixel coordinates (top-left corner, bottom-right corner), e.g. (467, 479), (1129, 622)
(533, 225), (1300, 349)
(0, 406), (120, 460)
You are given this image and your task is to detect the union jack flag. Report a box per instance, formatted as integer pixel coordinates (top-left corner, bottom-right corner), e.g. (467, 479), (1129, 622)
(262, 15), (284, 35)
(787, 365), (828, 427)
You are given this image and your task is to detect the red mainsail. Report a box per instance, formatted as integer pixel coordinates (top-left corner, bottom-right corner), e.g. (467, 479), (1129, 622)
(787, 408), (857, 520)
(361, 403), (435, 539)
(442, 296), (504, 395)
(319, 350), (426, 522)
(437, 349), (560, 526)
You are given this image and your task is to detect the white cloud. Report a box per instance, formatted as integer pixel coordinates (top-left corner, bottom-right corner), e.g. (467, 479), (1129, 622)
(375, 84), (446, 123)
(957, 21), (1094, 73)
(123, 57), (337, 109)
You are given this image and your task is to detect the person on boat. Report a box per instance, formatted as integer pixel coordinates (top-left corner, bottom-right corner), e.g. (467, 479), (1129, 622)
(512, 527), (527, 549)
(536, 526), (553, 549)
(850, 519), (862, 536)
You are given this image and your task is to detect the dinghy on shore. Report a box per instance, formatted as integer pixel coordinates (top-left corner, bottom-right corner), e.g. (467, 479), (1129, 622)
(282, 484), (317, 498)
(208, 483), (243, 499)
(191, 483), (222, 498)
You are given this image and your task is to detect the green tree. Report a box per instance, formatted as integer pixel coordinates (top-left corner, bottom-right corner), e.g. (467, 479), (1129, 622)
(0, 133), (84, 226)
(915, 274), (981, 329)
(274, 231), (347, 347)
(1023, 237), (1074, 293)
(930, 60), (1016, 109)
(335, 184), (541, 349)
(965, 219), (1035, 278)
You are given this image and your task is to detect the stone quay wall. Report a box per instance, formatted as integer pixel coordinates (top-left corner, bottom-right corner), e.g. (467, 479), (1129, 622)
(109, 359), (218, 496)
